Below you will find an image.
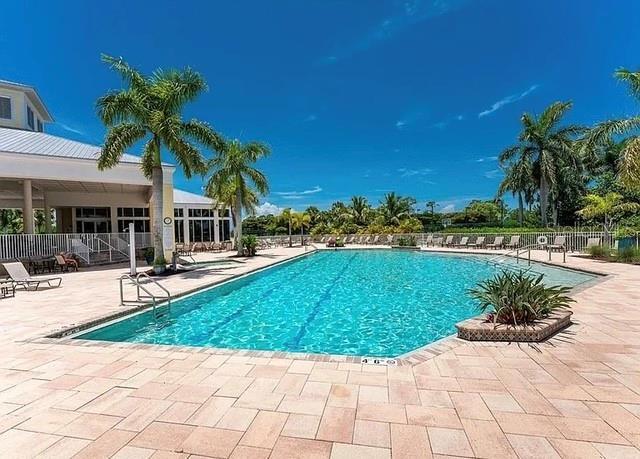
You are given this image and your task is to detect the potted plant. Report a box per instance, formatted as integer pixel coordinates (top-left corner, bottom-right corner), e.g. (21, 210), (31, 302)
(153, 256), (166, 274)
(241, 235), (258, 257)
(143, 247), (155, 265)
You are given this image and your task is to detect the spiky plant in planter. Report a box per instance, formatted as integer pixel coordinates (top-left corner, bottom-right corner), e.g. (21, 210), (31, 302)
(468, 271), (574, 326)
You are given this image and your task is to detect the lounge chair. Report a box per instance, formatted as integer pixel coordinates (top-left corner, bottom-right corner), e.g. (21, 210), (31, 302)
(586, 237), (601, 251)
(468, 236), (485, 249)
(386, 235), (394, 245)
(548, 236), (566, 252)
(486, 236), (504, 250)
(54, 254), (78, 272)
(2, 262), (62, 290)
(505, 235), (521, 249)
(372, 235), (380, 245)
(454, 236), (469, 248)
(423, 235), (434, 247)
(364, 236), (372, 245)
(443, 235), (454, 247)
(433, 237), (443, 247)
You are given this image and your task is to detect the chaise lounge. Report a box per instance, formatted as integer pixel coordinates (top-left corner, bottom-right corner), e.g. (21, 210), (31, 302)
(2, 261), (62, 291)
(486, 236), (504, 249)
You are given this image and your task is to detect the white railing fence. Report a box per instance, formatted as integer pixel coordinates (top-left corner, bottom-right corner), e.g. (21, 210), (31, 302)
(0, 232), (153, 263)
(258, 230), (627, 253)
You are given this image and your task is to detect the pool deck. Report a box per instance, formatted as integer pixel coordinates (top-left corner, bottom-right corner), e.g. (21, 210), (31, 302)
(1, 245), (640, 458)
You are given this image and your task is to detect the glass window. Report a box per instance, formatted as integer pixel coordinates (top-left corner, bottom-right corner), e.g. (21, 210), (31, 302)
(0, 97), (11, 119)
(202, 220), (211, 242)
(174, 208), (184, 218)
(27, 106), (34, 129)
(174, 220), (184, 242)
(37, 119), (43, 132)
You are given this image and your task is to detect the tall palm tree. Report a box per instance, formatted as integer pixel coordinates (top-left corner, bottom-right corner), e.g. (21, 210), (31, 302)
(291, 212), (311, 245)
(585, 69), (640, 189)
(500, 101), (583, 226)
(97, 55), (222, 265)
(207, 178), (259, 244)
(380, 192), (412, 226)
(281, 208), (293, 247)
(205, 139), (270, 256)
(349, 196), (369, 226)
(497, 154), (534, 225)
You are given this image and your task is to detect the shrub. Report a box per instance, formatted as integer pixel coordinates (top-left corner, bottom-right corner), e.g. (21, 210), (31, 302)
(588, 244), (610, 259)
(241, 235), (258, 256)
(468, 271), (574, 326)
(615, 246), (640, 263)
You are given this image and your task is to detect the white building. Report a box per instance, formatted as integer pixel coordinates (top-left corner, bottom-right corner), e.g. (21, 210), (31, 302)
(0, 79), (231, 262)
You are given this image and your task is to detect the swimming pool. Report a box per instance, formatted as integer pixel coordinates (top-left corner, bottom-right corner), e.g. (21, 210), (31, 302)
(77, 250), (596, 357)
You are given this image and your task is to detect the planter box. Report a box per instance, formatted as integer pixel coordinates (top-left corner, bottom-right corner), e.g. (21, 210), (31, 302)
(391, 246), (420, 251)
(456, 310), (572, 342)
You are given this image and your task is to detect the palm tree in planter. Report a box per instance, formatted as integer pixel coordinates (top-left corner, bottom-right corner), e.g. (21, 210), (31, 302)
(500, 102), (583, 226)
(585, 69), (640, 189)
(577, 193), (640, 241)
(205, 139), (270, 256)
(97, 55), (222, 268)
(291, 212), (311, 245)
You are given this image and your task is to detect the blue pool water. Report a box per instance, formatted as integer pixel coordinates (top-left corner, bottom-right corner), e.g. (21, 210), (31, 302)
(78, 250), (596, 357)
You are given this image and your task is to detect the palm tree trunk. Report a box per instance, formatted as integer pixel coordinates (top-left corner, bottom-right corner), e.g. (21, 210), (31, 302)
(518, 192), (524, 226)
(235, 188), (243, 256)
(288, 220), (292, 247)
(300, 227), (304, 246)
(151, 165), (164, 265)
(540, 175), (549, 227)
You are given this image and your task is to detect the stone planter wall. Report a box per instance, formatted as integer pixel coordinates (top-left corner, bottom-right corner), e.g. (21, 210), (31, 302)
(456, 310), (572, 342)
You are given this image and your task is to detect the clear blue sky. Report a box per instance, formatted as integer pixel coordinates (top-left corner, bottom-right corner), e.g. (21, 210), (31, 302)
(3, 0), (639, 214)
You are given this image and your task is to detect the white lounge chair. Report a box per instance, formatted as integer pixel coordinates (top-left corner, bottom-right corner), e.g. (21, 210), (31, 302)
(3, 262), (62, 290)
(424, 235), (434, 247)
(486, 236), (504, 249)
(505, 235), (521, 249)
(468, 236), (485, 249)
(586, 237), (601, 250)
(454, 236), (469, 248)
(443, 235), (454, 247)
(548, 236), (566, 252)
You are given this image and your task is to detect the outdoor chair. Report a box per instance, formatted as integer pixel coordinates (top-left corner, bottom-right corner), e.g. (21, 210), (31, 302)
(424, 235), (434, 247)
(486, 236), (504, 249)
(505, 235), (521, 249)
(2, 262), (62, 291)
(586, 237), (601, 251)
(468, 236), (485, 249)
(548, 236), (566, 252)
(454, 236), (469, 248)
(386, 234), (394, 245)
(54, 254), (78, 272)
(443, 235), (454, 247)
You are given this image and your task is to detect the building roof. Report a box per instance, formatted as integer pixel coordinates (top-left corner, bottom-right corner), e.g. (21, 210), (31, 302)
(173, 188), (215, 205)
(0, 127), (159, 165)
(0, 80), (54, 122)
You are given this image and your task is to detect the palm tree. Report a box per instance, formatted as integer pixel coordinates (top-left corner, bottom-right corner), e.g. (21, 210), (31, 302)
(291, 212), (311, 245)
(205, 139), (270, 256)
(281, 208), (293, 247)
(207, 177), (259, 245)
(500, 102), (583, 226)
(380, 192), (412, 226)
(497, 154), (534, 225)
(97, 55), (222, 265)
(349, 196), (369, 226)
(585, 69), (640, 189)
(577, 192), (640, 239)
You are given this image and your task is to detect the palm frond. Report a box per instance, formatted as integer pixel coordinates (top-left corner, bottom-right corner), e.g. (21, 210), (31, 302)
(96, 90), (145, 126)
(619, 135), (640, 189)
(98, 123), (146, 171)
(615, 68), (640, 101)
(101, 54), (147, 91)
(182, 119), (224, 152)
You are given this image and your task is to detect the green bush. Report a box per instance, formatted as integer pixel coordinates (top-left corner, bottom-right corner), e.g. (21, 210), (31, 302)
(241, 235), (258, 256)
(468, 271), (574, 326)
(588, 244), (610, 259)
(615, 246), (640, 263)
(397, 235), (417, 247)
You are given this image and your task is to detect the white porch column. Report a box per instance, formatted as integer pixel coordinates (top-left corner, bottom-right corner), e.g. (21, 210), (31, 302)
(110, 206), (118, 234)
(182, 208), (190, 244)
(22, 179), (34, 234)
(214, 209), (220, 243)
(43, 192), (52, 233)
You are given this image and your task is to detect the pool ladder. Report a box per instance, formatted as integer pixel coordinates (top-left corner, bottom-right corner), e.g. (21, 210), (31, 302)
(119, 272), (172, 318)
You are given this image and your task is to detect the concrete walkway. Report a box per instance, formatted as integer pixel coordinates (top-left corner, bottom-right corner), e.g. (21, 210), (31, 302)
(0, 246), (639, 458)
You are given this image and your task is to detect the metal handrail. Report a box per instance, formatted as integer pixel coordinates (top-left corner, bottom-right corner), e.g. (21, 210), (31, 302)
(119, 273), (171, 317)
(488, 243), (540, 266)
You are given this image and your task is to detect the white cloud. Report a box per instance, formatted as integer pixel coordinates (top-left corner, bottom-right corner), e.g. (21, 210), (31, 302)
(398, 167), (433, 177)
(440, 204), (455, 212)
(273, 185), (323, 199)
(56, 122), (85, 136)
(478, 84), (539, 118)
(395, 120), (407, 129)
(484, 169), (501, 179)
(255, 202), (286, 216)
(304, 114), (317, 122)
(319, 0), (468, 64)
(475, 156), (498, 163)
